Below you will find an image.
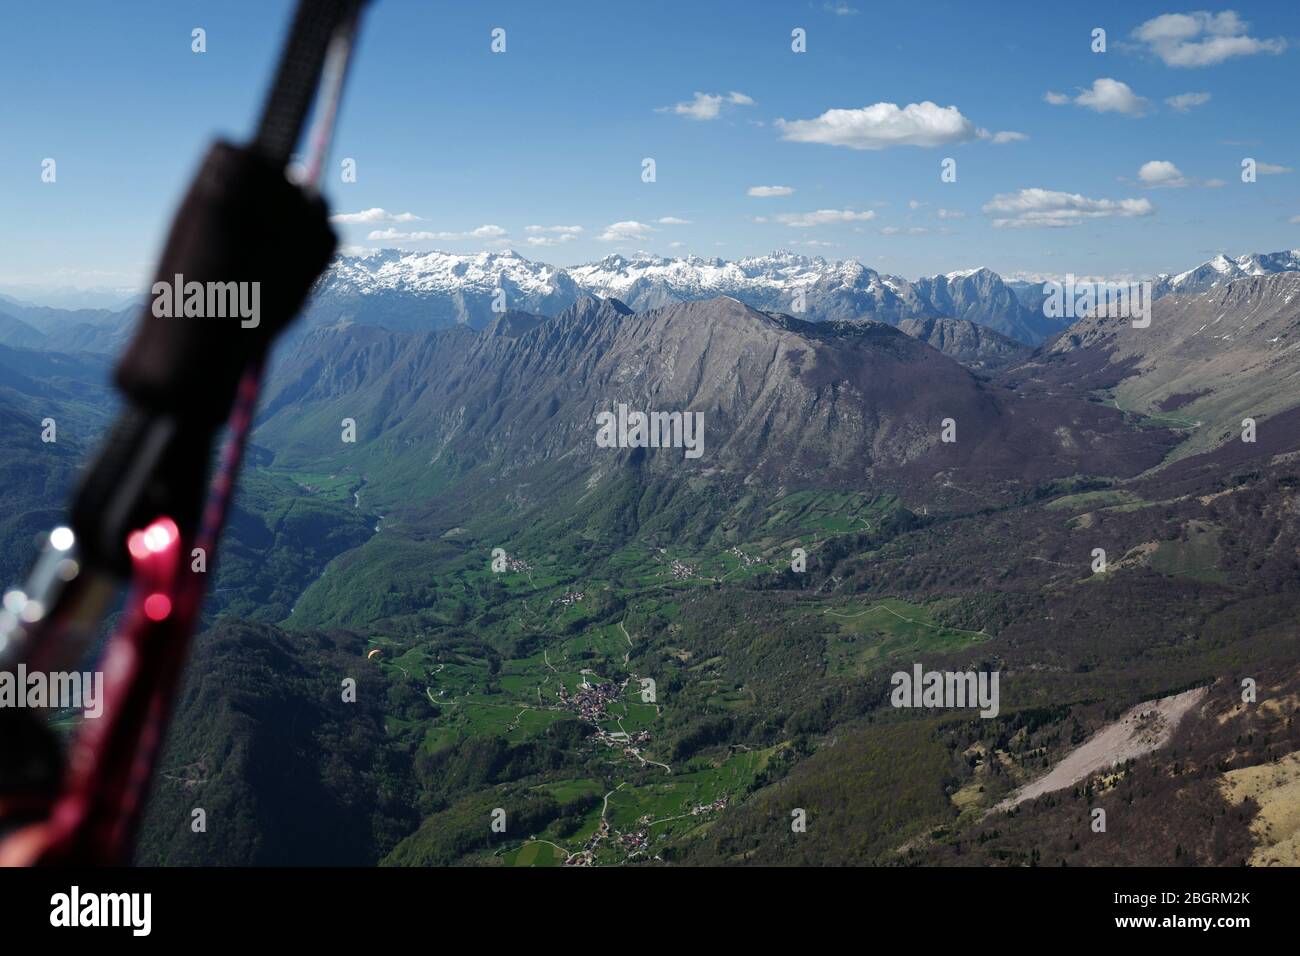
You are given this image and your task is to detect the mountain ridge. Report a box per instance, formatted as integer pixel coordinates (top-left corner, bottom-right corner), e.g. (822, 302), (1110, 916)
(258, 294), (1174, 524)
(305, 246), (1300, 348)
(308, 249), (1054, 344)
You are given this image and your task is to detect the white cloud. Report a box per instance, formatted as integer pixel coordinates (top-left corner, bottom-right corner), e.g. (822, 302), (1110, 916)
(824, 2), (859, 14)
(982, 188), (1155, 228)
(367, 229), (434, 240)
(656, 216), (691, 225)
(1046, 78), (1152, 116)
(776, 101), (978, 150)
(937, 208), (967, 219)
(762, 209), (877, 228)
(1258, 162), (1294, 175)
(524, 227), (580, 246)
(330, 208), (423, 224)
(881, 226), (929, 235)
(524, 224), (583, 234)
(1290, 215), (1300, 224)
(366, 224), (505, 241)
(599, 220), (656, 241)
(989, 130), (1029, 144)
(1138, 160), (1192, 187)
(1165, 91), (1211, 111)
(1133, 11), (1286, 67)
(747, 185), (795, 197)
(657, 91), (753, 120)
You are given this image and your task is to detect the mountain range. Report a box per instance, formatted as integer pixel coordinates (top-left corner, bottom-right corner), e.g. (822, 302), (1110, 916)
(7, 248), (1299, 359)
(1153, 249), (1300, 298)
(306, 246), (1300, 349)
(308, 250), (1060, 344)
(0, 293), (134, 354)
(184, 268), (1300, 867)
(1007, 249), (1300, 316)
(2, 239), (1299, 868)
(257, 295), (1168, 514)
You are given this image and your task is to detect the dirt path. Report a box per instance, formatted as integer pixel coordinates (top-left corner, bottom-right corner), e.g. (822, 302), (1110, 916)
(994, 686), (1208, 811)
(602, 783), (624, 818)
(619, 619), (633, 664)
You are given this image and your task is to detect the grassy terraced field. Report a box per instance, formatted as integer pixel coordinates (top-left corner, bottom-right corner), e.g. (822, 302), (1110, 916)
(813, 597), (990, 674)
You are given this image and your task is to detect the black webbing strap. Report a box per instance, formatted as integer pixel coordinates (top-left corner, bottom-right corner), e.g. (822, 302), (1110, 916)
(254, 0), (365, 166)
(70, 0), (363, 573)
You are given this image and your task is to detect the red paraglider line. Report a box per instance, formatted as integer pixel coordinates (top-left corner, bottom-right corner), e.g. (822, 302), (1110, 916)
(29, 361), (265, 865)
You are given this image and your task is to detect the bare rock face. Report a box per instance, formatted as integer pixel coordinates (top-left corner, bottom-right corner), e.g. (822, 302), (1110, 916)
(910, 268), (1056, 344)
(260, 296), (1171, 512)
(898, 316), (1028, 371)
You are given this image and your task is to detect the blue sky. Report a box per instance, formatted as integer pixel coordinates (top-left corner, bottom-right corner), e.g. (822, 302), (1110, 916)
(1, 0), (1297, 301)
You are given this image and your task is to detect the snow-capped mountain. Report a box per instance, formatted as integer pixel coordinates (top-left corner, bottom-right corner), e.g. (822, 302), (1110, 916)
(563, 251), (927, 322)
(565, 251), (822, 310)
(1154, 249), (1300, 297)
(1007, 249), (1300, 319)
(309, 248), (1053, 344)
(560, 252), (1050, 339)
(307, 248), (582, 330)
(12, 248), (1296, 356)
